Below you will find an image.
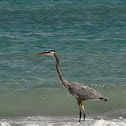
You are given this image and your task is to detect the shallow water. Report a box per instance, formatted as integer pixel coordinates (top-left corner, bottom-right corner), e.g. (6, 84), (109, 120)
(0, 113), (126, 126)
(0, 87), (125, 117)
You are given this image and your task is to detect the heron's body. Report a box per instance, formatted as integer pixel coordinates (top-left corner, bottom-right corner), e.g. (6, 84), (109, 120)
(65, 81), (107, 101)
(35, 49), (108, 122)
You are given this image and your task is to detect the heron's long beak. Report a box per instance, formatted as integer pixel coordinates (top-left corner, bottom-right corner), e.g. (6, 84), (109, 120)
(34, 52), (48, 56)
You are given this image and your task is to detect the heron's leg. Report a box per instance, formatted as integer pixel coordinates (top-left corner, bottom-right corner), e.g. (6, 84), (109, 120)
(77, 99), (82, 122)
(79, 104), (81, 122)
(81, 101), (85, 121)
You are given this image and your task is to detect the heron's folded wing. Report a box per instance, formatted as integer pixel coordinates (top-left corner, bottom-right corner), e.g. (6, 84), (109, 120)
(68, 82), (107, 100)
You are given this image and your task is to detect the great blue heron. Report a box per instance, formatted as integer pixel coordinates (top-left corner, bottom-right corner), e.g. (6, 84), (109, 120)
(35, 49), (108, 122)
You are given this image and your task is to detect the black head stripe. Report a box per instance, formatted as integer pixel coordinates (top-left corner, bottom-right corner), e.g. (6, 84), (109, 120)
(50, 49), (56, 52)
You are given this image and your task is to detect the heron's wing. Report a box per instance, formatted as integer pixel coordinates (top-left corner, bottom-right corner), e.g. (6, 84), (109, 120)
(67, 82), (107, 101)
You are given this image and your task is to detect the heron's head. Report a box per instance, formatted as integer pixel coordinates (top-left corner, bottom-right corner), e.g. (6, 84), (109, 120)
(34, 49), (56, 56)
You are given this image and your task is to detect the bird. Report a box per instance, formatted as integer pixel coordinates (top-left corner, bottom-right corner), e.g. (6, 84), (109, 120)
(35, 49), (108, 122)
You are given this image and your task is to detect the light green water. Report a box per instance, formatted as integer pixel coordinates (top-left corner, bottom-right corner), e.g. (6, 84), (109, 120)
(0, 86), (125, 116)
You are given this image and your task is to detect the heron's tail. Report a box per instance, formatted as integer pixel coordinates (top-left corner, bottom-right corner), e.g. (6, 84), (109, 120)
(100, 97), (108, 101)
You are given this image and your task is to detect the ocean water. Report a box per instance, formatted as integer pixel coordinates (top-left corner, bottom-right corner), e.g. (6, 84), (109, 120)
(0, 0), (126, 125)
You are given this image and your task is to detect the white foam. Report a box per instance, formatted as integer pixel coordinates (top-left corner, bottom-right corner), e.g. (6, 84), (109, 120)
(93, 119), (126, 126)
(0, 116), (126, 126)
(0, 122), (11, 126)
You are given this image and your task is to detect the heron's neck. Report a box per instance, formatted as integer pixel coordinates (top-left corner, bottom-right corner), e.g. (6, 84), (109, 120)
(53, 53), (68, 88)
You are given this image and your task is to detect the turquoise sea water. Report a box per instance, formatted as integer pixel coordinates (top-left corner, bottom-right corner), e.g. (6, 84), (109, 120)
(0, 0), (126, 125)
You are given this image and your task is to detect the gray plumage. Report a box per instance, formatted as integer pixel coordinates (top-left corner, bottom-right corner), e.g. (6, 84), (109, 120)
(35, 49), (108, 122)
(66, 81), (107, 101)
